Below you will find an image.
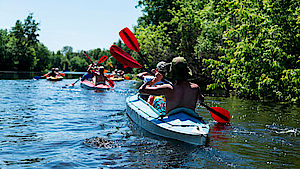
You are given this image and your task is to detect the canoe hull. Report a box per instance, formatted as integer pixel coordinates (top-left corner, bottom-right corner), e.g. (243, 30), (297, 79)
(80, 80), (110, 90)
(126, 94), (210, 145)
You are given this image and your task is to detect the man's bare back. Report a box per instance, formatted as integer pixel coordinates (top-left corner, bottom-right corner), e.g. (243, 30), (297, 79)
(139, 56), (204, 114)
(139, 81), (203, 114)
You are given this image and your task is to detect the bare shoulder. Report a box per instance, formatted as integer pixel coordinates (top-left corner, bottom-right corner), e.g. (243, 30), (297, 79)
(189, 82), (199, 89)
(156, 84), (173, 89)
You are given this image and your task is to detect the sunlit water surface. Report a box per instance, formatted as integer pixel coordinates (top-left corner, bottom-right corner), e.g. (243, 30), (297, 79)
(0, 78), (299, 168)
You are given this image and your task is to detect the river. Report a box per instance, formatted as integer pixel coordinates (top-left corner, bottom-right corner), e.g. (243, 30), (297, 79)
(0, 76), (299, 168)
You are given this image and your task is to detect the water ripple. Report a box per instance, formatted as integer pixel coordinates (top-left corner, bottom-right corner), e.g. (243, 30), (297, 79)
(0, 79), (299, 168)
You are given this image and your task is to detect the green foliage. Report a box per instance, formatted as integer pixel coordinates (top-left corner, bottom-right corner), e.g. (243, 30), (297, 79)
(136, 0), (300, 103)
(136, 25), (172, 68)
(34, 43), (51, 71)
(137, 0), (179, 26)
(203, 0), (300, 103)
(9, 13), (40, 70)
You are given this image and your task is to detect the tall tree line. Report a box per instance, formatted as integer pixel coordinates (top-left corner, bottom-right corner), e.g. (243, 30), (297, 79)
(0, 13), (123, 72)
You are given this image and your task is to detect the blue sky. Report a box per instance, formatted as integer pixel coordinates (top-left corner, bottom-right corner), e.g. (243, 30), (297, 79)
(0, 0), (142, 52)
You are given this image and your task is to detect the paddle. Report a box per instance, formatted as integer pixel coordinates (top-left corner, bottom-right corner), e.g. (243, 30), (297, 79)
(117, 27), (231, 123)
(82, 53), (114, 88)
(119, 27), (152, 69)
(107, 78), (115, 88)
(34, 73), (49, 79)
(64, 78), (80, 87)
(110, 45), (171, 84)
(34, 75), (45, 79)
(83, 52), (93, 64)
(83, 52), (108, 65)
(97, 55), (108, 65)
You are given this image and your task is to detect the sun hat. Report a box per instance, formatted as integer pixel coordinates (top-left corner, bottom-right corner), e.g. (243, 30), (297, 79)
(169, 57), (192, 80)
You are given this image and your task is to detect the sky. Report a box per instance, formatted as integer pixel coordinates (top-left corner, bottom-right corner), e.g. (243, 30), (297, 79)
(0, 0), (143, 52)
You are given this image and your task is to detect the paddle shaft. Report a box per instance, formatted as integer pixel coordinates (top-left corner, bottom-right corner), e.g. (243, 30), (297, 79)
(120, 29), (153, 70)
(34, 76), (43, 79)
(83, 52), (93, 64)
(72, 78), (80, 85)
(200, 103), (229, 122)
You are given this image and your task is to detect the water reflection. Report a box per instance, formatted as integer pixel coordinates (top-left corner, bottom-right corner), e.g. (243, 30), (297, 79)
(209, 123), (232, 143)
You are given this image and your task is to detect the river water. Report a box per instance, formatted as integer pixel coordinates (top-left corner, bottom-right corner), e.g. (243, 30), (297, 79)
(0, 77), (299, 168)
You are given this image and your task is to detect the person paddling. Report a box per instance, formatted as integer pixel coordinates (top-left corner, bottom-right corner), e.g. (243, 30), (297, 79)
(137, 61), (169, 86)
(93, 66), (109, 85)
(139, 57), (204, 115)
(45, 68), (59, 77)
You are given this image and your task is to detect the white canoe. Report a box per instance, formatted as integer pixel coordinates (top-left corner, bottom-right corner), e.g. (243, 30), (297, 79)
(126, 94), (210, 145)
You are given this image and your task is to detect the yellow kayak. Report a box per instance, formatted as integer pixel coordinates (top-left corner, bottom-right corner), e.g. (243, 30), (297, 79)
(46, 76), (63, 81)
(109, 77), (124, 81)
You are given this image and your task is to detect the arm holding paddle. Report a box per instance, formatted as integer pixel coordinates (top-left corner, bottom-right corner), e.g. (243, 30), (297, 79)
(139, 80), (171, 96)
(34, 74), (47, 79)
(65, 55), (108, 87)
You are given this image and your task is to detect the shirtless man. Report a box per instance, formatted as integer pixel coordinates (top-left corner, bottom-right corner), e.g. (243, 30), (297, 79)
(139, 57), (204, 114)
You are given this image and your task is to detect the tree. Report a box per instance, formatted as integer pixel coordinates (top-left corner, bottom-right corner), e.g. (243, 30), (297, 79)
(35, 43), (51, 71)
(137, 0), (179, 26)
(10, 13), (40, 70)
(61, 46), (73, 56)
(0, 29), (10, 70)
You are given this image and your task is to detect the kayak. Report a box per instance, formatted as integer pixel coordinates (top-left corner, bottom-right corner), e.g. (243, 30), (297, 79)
(80, 80), (110, 90)
(46, 76), (63, 81)
(109, 77), (124, 81)
(126, 94), (210, 145)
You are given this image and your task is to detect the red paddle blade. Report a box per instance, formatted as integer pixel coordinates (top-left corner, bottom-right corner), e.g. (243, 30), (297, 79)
(97, 55), (108, 65)
(110, 45), (142, 68)
(210, 107), (231, 123)
(108, 80), (115, 88)
(119, 27), (139, 52)
(83, 52), (92, 62)
(60, 73), (65, 76)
